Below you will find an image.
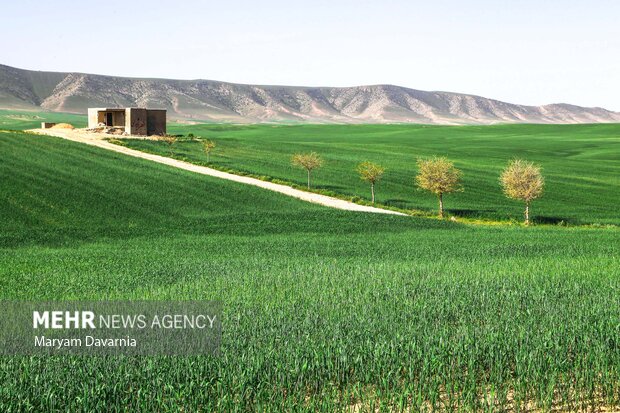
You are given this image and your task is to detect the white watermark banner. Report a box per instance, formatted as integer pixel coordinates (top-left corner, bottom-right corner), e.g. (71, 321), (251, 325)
(0, 301), (221, 355)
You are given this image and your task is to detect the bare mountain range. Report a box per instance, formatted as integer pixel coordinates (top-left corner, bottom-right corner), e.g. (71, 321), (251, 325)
(1, 63), (618, 124)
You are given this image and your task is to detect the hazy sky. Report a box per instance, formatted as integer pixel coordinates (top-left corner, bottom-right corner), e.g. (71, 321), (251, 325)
(3, 0), (619, 110)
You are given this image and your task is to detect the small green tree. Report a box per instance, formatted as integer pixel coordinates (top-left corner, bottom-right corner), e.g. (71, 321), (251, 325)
(415, 157), (463, 218)
(500, 159), (544, 225)
(202, 139), (216, 163)
(291, 152), (323, 189)
(159, 135), (177, 156)
(357, 161), (385, 204)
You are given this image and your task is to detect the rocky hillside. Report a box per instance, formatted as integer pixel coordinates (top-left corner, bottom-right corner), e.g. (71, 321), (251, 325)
(1, 64), (618, 124)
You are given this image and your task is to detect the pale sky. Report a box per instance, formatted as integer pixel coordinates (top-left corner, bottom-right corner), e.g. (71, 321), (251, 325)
(3, 0), (619, 110)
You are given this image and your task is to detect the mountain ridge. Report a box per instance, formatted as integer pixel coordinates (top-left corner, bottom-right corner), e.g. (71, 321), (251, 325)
(1, 63), (618, 124)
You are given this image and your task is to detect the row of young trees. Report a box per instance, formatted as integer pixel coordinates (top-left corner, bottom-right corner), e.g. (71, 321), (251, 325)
(291, 152), (545, 225)
(157, 137), (543, 225)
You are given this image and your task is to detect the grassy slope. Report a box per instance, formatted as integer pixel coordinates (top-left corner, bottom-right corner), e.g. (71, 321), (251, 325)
(1, 130), (619, 411)
(120, 122), (620, 225)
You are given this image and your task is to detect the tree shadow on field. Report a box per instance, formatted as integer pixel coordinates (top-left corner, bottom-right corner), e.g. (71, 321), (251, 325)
(319, 184), (347, 191)
(449, 208), (497, 218)
(206, 161), (233, 166)
(384, 199), (412, 209)
(535, 215), (579, 226)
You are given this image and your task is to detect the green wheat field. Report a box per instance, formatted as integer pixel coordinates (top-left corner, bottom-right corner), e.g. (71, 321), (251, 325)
(0, 110), (619, 411)
(129, 121), (619, 225)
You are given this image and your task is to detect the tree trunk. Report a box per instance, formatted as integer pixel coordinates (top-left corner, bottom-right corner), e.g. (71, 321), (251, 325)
(371, 183), (375, 204)
(307, 170), (311, 189)
(525, 201), (530, 226)
(438, 193), (444, 218)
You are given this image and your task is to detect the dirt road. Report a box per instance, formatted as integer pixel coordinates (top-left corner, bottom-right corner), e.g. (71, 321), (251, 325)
(30, 128), (407, 216)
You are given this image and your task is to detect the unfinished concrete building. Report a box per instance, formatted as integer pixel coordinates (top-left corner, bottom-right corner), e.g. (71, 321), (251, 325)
(87, 108), (166, 135)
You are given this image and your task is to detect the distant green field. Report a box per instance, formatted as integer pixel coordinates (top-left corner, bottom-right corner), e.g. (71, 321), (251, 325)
(114, 122), (620, 225)
(1, 130), (619, 411)
(0, 109), (87, 130)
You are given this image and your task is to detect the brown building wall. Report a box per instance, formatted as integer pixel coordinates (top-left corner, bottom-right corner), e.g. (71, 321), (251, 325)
(146, 110), (167, 135)
(126, 108), (147, 135)
(112, 111), (125, 126)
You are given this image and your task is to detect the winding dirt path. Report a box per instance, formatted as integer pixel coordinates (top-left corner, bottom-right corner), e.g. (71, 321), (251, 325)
(29, 128), (406, 216)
